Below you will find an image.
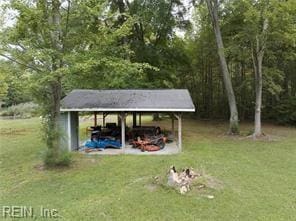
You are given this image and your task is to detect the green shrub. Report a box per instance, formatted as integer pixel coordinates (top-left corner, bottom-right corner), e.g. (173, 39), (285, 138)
(0, 102), (39, 118)
(271, 98), (296, 125)
(43, 149), (72, 167)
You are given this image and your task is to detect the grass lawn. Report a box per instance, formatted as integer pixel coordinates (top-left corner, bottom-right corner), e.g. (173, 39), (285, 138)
(0, 117), (296, 221)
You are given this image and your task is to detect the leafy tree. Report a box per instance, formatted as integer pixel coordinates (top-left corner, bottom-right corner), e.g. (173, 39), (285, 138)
(0, 62), (9, 103)
(223, 0), (296, 132)
(0, 60), (31, 106)
(109, 0), (191, 120)
(241, 0), (270, 137)
(184, 0), (296, 126)
(0, 0), (152, 166)
(109, 0), (190, 88)
(204, 0), (239, 134)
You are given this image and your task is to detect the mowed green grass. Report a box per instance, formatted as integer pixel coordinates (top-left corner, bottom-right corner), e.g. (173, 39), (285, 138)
(0, 117), (296, 221)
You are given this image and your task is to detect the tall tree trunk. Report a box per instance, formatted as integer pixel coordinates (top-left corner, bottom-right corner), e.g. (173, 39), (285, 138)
(252, 18), (268, 137)
(252, 44), (263, 137)
(49, 0), (63, 156)
(49, 80), (62, 156)
(205, 0), (239, 134)
(240, 61), (246, 120)
(209, 64), (213, 118)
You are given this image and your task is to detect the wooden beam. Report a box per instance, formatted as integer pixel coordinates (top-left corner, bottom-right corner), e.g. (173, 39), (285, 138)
(94, 112), (97, 127)
(75, 112), (80, 151)
(175, 113), (182, 152)
(117, 114), (121, 127)
(171, 116), (175, 140)
(67, 112), (71, 151)
(103, 112), (105, 127)
(121, 112), (126, 148)
(102, 113), (109, 127)
(133, 112), (137, 128)
(139, 113), (142, 126)
(67, 112), (79, 151)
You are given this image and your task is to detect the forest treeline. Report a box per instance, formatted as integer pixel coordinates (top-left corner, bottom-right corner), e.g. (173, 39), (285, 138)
(1, 0), (295, 126)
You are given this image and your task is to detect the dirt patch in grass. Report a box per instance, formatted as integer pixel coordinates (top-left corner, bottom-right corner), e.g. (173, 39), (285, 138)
(0, 128), (34, 136)
(200, 173), (224, 190)
(218, 132), (282, 142)
(124, 176), (160, 192)
(239, 134), (282, 142)
(33, 164), (45, 171)
(145, 183), (159, 192)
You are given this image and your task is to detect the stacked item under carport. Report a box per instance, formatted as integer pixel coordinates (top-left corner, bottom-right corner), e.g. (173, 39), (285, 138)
(82, 124), (171, 153)
(129, 126), (169, 152)
(83, 123), (123, 152)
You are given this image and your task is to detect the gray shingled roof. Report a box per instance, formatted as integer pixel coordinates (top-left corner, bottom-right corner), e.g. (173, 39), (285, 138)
(60, 89), (195, 112)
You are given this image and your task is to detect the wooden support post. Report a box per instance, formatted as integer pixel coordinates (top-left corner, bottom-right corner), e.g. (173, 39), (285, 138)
(117, 114), (121, 127)
(66, 112), (79, 151)
(171, 116), (175, 140)
(102, 113), (109, 127)
(103, 113), (106, 127)
(139, 113), (142, 126)
(67, 112), (71, 151)
(178, 114), (182, 151)
(133, 112), (137, 128)
(174, 113), (182, 152)
(94, 112), (97, 127)
(121, 113), (126, 148)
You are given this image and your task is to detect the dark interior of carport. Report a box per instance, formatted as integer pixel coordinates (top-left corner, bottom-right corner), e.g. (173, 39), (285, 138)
(59, 89), (195, 154)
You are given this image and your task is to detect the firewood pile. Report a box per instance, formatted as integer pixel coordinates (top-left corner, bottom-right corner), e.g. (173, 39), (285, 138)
(165, 166), (222, 196)
(167, 166), (201, 194)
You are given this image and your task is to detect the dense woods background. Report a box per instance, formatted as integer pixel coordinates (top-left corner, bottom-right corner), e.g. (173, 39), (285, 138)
(0, 0), (295, 125)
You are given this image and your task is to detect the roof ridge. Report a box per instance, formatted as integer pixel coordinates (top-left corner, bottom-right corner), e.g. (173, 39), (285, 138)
(61, 89), (195, 112)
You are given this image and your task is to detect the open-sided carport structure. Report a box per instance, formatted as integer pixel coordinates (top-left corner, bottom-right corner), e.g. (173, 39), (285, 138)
(59, 89), (195, 153)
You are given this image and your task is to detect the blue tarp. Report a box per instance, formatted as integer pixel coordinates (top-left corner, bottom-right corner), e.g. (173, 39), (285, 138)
(84, 138), (121, 149)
